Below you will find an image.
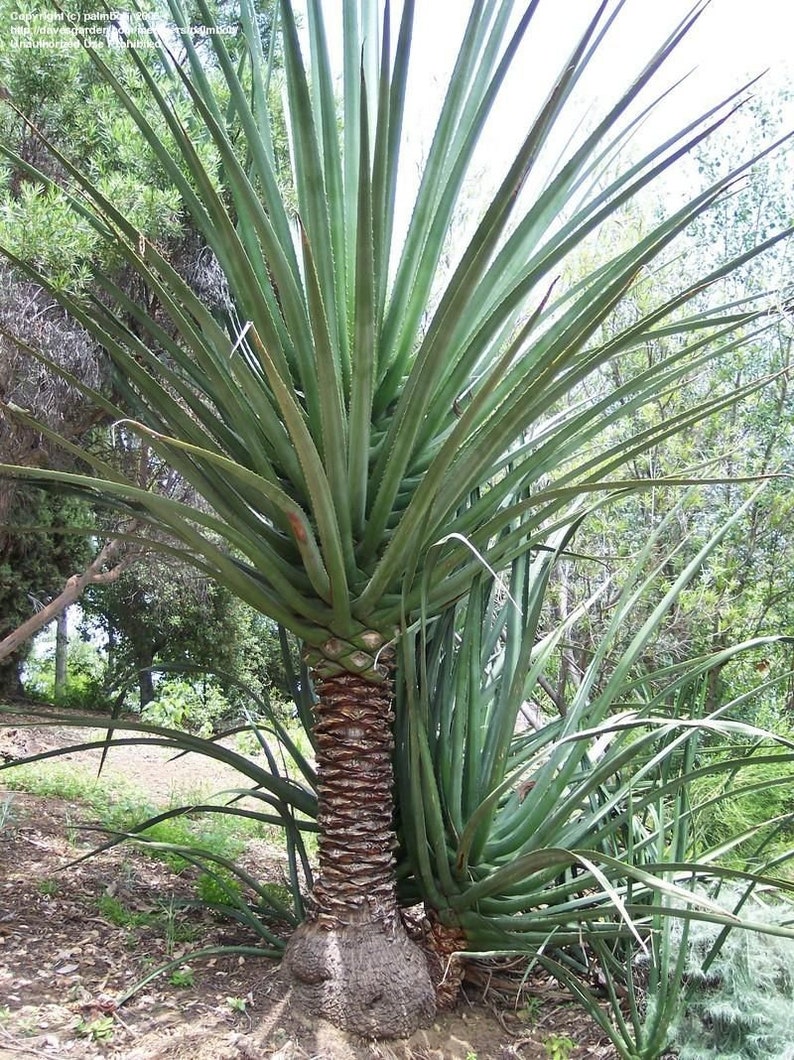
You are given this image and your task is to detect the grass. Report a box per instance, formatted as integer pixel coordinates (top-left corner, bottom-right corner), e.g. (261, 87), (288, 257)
(1, 704), (316, 954)
(692, 747), (794, 873)
(1, 760), (268, 865)
(0, 726), (307, 958)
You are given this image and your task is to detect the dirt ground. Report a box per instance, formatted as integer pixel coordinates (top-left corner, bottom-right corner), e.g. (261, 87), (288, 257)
(0, 712), (617, 1060)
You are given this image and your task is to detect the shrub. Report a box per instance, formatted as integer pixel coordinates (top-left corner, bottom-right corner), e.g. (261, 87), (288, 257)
(141, 678), (232, 736)
(24, 636), (110, 711)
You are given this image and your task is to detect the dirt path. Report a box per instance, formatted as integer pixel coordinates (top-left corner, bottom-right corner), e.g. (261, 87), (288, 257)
(0, 711), (272, 804)
(0, 711), (615, 1059)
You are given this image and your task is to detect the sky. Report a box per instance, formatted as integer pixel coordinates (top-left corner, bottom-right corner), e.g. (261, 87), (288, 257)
(303, 0), (794, 241)
(397, 0), (794, 113)
(404, 0), (793, 171)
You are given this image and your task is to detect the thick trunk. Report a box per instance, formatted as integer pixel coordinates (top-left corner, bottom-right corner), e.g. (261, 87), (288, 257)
(283, 667), (435, 1038)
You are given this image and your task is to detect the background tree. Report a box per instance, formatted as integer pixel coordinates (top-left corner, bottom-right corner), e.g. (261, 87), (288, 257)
(537, 89), (794, 725)
(0, 492), (91, 695)
(81, 561), (291, 711)
(0, 0), (280, 682)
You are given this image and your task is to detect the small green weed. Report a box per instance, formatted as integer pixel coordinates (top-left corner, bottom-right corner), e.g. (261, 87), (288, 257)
(261, 881), (293, 908)
(543, 1034), (575, 1060)
(37, 878), (61, 897)
(519, 994), (542, 1025)
(17, 1016), (38, 1037)
(96, 894), (199, 953)
(169, 967), (195, 988)
(234, 728), (264, 757)
(165, 918), (200, 944)
(64, 808), (80, 846)
(158, 897), (199, 953)
(197, 870), (243, 906)
(0, 1006), (10, 1023)
(226, 996), (247, 1014)
(75, 1015), (115, 1041)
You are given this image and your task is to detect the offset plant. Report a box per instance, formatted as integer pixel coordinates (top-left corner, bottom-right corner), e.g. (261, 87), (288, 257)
(392, 491), (794, 1058)
(395, 493), (794, 939)
(1, 0), (793, 1038)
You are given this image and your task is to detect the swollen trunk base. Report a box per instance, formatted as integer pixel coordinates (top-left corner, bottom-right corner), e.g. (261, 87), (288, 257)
(284, 919), (436, 1038)
(282, 664), (435, 1037)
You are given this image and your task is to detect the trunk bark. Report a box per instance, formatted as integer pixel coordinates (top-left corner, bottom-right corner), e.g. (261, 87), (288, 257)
(54, 608), (69, 703)
(138, 645), (155, 708)
(283, 667), (435, 1038)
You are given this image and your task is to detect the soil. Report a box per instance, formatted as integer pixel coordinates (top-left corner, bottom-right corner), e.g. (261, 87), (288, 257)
(0, 708), (617, 1060)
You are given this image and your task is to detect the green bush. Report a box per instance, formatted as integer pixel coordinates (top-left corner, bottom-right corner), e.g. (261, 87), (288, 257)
(141, 678), (233, 737)
(196, 869), (243, 906)
(24, 636), (110, 711)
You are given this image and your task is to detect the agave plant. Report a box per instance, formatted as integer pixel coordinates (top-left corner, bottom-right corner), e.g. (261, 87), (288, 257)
(1, 0), (792, 1038)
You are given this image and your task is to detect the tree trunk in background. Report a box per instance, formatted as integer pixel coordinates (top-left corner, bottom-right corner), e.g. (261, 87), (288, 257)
(0, 657), (23, 699)
(138, 645), (155, 708)
(54, 607), (68, 703)
(0, 536), (136, 664)
(283, 667), (435, 1038)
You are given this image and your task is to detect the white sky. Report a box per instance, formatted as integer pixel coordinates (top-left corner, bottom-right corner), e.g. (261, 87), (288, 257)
(401, 0), (794, 112)
(300, 0), (794, 243)
(405, 1), (792, 170)
(308, 1), (792, 164)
